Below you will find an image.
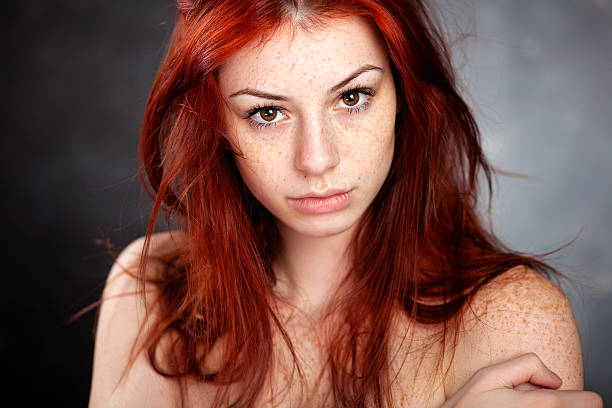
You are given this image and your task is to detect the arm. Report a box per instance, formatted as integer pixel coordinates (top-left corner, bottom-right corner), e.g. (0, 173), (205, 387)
(441, 352), (601, 408)
(89, 232), (185, 408)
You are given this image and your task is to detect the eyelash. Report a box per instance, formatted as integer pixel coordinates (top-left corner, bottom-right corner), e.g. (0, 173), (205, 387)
(245, 85), (375, 130)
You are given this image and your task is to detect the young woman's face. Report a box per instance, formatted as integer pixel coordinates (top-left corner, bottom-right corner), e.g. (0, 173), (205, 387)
(218, 16), (397, 237)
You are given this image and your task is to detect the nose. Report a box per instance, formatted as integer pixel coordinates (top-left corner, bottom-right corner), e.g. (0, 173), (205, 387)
(293, 115), (340, 176)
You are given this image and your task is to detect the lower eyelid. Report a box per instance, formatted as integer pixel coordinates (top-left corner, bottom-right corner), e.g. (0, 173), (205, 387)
(248, 117), (281, 129)
(345, 104), (362, 113)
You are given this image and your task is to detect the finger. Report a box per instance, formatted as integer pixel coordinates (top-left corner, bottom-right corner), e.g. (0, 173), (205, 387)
(514, 382), (542, 391)
(527, 389), (603, 408)
(474, 353), (562, 390)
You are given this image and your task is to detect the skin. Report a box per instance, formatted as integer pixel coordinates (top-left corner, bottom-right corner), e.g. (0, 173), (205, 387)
(217, 16), (396, 313)
(89, 14), (602, 408)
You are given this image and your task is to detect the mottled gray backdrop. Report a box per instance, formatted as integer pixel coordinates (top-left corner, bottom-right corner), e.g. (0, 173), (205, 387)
(1, 0), (610, 405)
(450, 0), (611, 398)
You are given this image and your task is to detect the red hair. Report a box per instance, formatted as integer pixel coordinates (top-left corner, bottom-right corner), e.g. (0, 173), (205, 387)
(135, 0), (556, 406)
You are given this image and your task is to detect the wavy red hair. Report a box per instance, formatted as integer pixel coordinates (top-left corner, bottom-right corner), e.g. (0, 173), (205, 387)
(135, 0), (556, 406)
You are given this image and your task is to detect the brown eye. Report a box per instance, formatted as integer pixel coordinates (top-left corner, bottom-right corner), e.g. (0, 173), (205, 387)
(342, 91), (359, 106)
(259, 107), (278, 121)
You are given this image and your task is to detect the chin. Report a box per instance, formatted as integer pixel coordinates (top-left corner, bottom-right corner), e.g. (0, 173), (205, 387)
(284, 211), (361, 238)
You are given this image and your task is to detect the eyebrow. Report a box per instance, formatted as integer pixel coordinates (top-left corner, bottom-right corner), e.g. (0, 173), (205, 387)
(228, 64), (383, 101)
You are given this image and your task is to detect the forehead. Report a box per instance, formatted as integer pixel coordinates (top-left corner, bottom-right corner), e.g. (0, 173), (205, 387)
(217, 15), (389, 92)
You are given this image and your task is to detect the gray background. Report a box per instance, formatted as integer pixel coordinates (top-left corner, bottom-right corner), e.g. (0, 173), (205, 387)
(1, 0), (609, 405)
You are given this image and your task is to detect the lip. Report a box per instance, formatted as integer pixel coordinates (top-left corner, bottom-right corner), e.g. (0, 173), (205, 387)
(288, 189), (353, 214)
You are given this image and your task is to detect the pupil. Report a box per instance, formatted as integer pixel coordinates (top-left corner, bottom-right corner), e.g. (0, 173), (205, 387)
(344, 92), (359, 106)
(261, 108), (277, 121)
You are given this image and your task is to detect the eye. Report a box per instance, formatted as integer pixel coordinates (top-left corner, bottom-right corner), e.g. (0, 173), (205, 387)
(341, 91), (360, 106)
(259, 106), (278, 121)
(337, 86), (374, 114)
(246, 104), (286, 129)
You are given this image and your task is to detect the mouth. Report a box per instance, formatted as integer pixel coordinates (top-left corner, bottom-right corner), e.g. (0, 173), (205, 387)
(288, 189), (353, 214)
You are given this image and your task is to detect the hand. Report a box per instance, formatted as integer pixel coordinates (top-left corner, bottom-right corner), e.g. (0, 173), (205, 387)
(441, 353), (602, 408)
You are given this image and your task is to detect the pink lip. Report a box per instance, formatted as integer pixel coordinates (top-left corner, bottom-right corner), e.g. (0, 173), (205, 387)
(288, 189), (352, 214)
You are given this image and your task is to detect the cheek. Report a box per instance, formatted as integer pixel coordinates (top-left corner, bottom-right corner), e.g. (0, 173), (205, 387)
(349, 102), (396, 179)
(234, 145), (289, 203)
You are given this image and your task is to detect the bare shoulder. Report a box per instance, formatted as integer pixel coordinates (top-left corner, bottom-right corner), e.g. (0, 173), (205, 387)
(89, 231), (186, 408)
(109, 230), (187, 278)
(444, 266), (583, 397)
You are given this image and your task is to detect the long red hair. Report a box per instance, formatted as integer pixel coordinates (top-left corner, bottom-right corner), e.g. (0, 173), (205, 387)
(135, 0), (556, 406)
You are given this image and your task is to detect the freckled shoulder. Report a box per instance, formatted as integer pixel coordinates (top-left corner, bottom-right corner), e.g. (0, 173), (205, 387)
(443, 266), (584, 397)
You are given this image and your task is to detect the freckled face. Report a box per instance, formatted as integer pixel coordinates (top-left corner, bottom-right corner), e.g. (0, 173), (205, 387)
(217, 16), (397, 237)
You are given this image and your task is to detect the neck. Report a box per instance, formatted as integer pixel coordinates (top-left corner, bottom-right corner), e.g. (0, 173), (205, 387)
(272, 221), (357, 317)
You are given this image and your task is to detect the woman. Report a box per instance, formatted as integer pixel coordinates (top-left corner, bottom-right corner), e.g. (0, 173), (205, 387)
(90, 0), (602, 407)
